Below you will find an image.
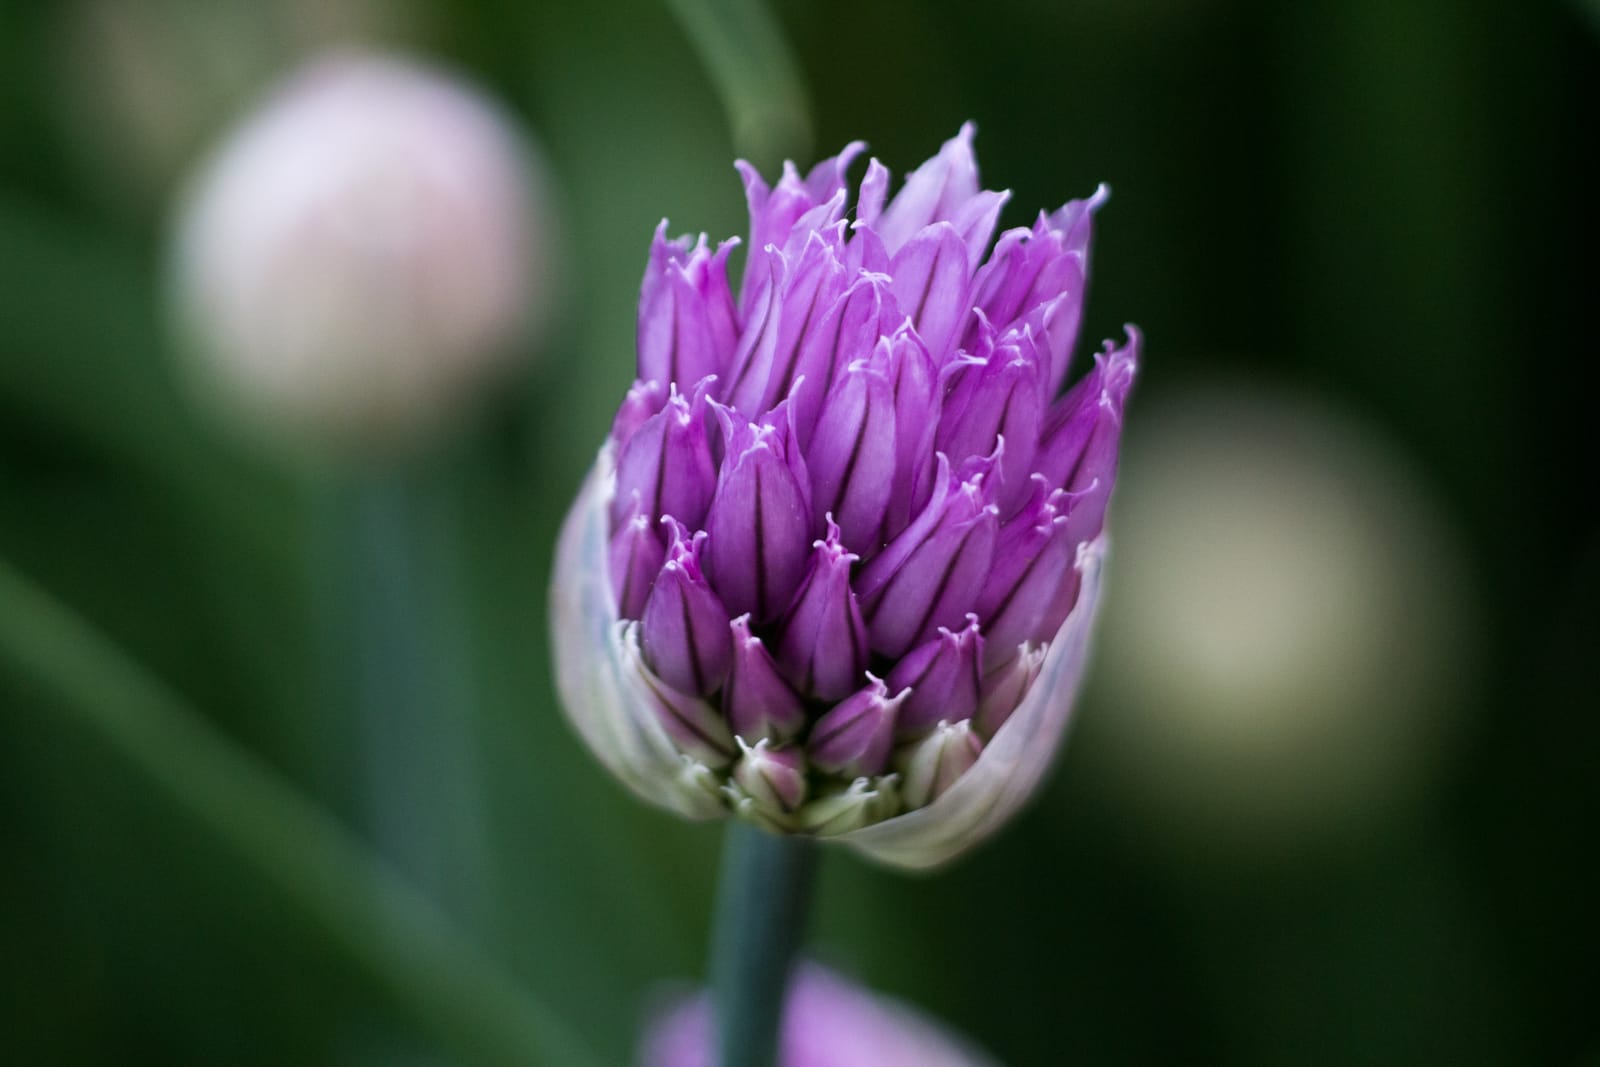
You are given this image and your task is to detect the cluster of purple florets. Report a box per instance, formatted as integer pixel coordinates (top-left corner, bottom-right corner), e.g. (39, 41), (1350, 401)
(601, 127), (1137, 824)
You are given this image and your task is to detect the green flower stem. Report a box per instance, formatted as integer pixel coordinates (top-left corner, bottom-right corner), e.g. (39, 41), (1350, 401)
(327, 469), (497, 932)
(709, 821), (819, 1067)
(0, 557), (598, 1067)
(662, 0), (813, 169)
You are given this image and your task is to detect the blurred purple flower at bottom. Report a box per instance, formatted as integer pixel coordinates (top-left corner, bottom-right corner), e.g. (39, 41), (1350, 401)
(641, 964), (1000, 1067)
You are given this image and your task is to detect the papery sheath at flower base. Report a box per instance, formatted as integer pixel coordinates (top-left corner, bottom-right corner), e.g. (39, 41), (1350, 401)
(550, 123), (1138, 869)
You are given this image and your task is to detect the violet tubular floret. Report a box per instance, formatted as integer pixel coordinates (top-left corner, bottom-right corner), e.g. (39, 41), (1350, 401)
(550, 124), (1138, 868)
(776, 517), (869, 702)
(724, 614), (807, 743)
(639, 518), (734, 698)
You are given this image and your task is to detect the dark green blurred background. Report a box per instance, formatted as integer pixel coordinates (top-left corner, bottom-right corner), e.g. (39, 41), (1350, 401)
(2, 1), (1596, 1064)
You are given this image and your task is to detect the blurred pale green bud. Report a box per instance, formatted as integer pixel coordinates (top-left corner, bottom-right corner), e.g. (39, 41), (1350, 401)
(170, 50), (555, 456)
(1093, 386), (1478, 853)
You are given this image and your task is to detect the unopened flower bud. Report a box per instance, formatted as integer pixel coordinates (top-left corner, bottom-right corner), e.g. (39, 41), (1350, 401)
(856, 456), (999, 658)
(898, 720), (985, 809)
(723, 615), (807, 742)
(937, 341), (1043, 512)
(638, 224), (740, 387)
(776, 517), (868, 701)
(729, 738), (809, 829)
(551, 126), (1137, 867)
(704, 407), (815, 621)
(608, 491), (664, 621)
(1035, 336), (1139, 544)
(887, 614), (984, 738)
(797, 775), (902, 837)
(725, 232), (850, 418)
(171, 51), (553, 454)
(620, 623), (734, 769)
(640, 520), (734, 697)
(809, 674), (906, 778)
(612, 383), (717, 532)
(677, 756), (728, 811)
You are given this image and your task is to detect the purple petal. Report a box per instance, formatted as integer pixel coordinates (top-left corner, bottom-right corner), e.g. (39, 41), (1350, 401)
(809, 674), (906, 778)
(734, 142), (864, 317)
(804, 141), (867, 202)
(703, 409), (815, 621)
(829, 537), (1108, 869)
(777, 517), (869, 701)
(973, 485), (1077, 669)
(609, 378), (666, 448)
(608, 490), (665, 620)
(844, 221), (892, 275)
(639, 518), (734, 696)
(637, 222), (740, 386)
(621, 624), (736, 768)
(948, 189), (1011, 271)
(1037, 185), (1110, 393)
(550, 456), (729, 817)
(728, 230), (849, 417)
(807, 356), (898, 552)
(781, 192), (848, 261)
(790, 272), (900, 450)
(1034, 328), (1140, 544)
(855, 157), (890, 230)
(878, 327), (940, 544)
(724, 613), (807, 742)
(875, 122), (981, 255)
(887, 222), (973, 365)
(974, 641), (1047, 739)
(735, 161), (813, 317)
(886, 614), (984, 738)
(854, 455), (999, 658)
(722, 245), (784, 417)
(965, 185), (1109, 393)
(611, 383), (718, 531)
(934, 342), (1042, 513)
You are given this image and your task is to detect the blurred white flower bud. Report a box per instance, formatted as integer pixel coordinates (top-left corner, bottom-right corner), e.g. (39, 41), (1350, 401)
(171, 51), (555, 454)
(1086, 385), (1480, 856)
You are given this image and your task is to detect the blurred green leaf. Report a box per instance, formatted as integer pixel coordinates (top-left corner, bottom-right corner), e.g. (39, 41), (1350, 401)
(0, 555), (601, 1067)
(661, 0), (812, 168)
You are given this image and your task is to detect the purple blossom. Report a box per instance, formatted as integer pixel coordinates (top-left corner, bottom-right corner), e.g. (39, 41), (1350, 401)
(551, 125), (1138, 867)
(641, 963), (999, 1067)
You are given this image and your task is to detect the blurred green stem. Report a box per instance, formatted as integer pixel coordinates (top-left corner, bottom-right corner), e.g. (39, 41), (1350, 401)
(323, 468), (497, 933)
(662, 0), (812, 169)
(0, 557), (597, 1067)
(709, 822), (818, 1067)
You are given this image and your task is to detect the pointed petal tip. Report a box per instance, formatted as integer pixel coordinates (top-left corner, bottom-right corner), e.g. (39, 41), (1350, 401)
(1099, 326), (1142, 402)
(833, 140), (869, 173)
(733, 157), (764, 191)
